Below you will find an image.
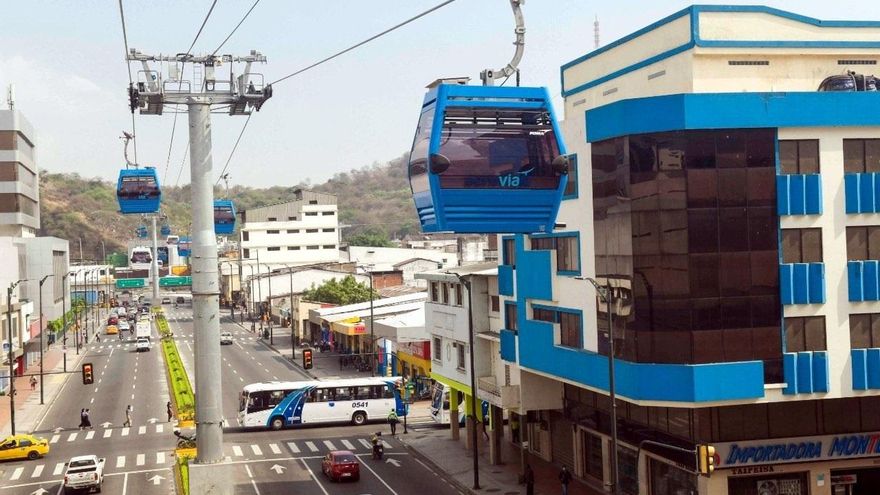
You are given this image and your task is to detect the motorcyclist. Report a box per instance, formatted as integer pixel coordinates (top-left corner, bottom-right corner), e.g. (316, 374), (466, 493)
(371, 431), (384, 459)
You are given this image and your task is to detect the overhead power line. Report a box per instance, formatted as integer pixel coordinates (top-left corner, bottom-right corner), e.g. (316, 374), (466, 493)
(212, 0), (262, 56)
(215, 113), (252, 185)
(269, 0), (457, 86)
(117, 0), (139, 165)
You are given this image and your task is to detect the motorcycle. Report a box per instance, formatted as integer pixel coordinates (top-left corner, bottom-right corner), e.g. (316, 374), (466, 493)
(173, 428), (196, 449)
(371, 432), (384, 460)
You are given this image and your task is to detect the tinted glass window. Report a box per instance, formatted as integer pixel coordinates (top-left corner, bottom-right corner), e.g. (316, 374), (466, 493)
(779, 140), (820, 174)
(844, 139), (880, 173)
(408, 109), (434, 195)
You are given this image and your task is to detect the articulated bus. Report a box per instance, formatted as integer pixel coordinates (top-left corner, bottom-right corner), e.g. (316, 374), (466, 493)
(239, 377), (405, 430)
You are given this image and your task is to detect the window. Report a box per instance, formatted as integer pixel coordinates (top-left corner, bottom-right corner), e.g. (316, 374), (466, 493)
(322, 245), (335, 249)
(306, 229), (318, 233)
(456, 342), (466, 370)
(850, 313), (880, 349)
(455, 283), (463, 307)
(267, 229), (280, 234)
(505, 303), (518, 331)
(781, 228), (823, 263)
(287, 246), (300, 250)
(287, 229), (298, 234)
(532, 306), (582, 348)
(502, 238), (516, 267)
(843, 139), (880, 173)
(649, 459), (697, 495)
(785, 316), (827, 352)
(779, 140), (820, 174)
(288, 216), (297, 221)
(268, 217), (277, 221)
(563, 155), (578, 199)
(441, 283), (449, 304)
(430, 282), (439, 302)
(305, 212), (318, 216)
(307, 246), (319, 250)
(490, 295), (499, 312)
(846, 226), (880, 260)
(581, 431), (603, 482)
(433, 337), (442, 362)
(322, 211), (335, 216)
(533, 307), (555, 322)
(267, 247), (280, 251)
(242, 231), (250, 241)
(309, 200), (318, 205)
(530, 235), (579, 273)
(322, 228), (335, 232)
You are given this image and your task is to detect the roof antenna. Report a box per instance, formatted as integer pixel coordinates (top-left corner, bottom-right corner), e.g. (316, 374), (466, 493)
(594, 15), (600, 49)
(480, 0), (525, 86)
(6, 84), (14, 110)
(120, 131), (139, 169)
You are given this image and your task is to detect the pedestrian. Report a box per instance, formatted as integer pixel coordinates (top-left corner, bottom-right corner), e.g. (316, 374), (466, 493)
(387, 408), (400, 436)
(83, 409), (92, 429)
(167, 401), (174, 423)
(559, 465), (572, 495)
(29, 376), (37, 391)
(482, 412), (490, 441)
(95, 334), (100, 343)
(524, 463), (535, 495)
(511, 414), (521, 444)
(123, 404), (132, 427)
(79, 408), (87, 430)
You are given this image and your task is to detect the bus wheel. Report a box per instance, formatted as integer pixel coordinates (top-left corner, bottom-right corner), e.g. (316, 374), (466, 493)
(351, 411), (366, 426)
(270, 417), (285, 430)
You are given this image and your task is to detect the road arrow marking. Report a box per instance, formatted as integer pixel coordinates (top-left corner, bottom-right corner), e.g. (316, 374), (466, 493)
(385, 458), (401, 467)
(53, 427), (63, 433)
(148, 417), (158, 424)
(270, 464), (286, 474)
(101, 422), (113, 428)
(30, 488), (49, 495)
(148, 474), (164, 485)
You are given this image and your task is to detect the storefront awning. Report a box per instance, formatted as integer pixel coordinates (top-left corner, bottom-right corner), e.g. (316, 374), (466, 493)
(373, 307), (427, 343)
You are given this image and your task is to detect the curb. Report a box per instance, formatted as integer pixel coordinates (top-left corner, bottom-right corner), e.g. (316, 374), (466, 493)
(398, 438), (471, 495)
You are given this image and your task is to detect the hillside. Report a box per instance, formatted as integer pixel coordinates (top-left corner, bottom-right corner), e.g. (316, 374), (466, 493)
(38, 154), (418, 260)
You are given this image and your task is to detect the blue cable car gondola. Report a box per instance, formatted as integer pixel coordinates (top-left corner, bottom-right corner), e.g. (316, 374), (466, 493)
(178, 237), (192, 257)
(407, 84), (569, 234)
(117, 167), (162, 214)
(214, 200), (236, 235)
(160, 224), (171, 236)
(136, 225), (148, 239)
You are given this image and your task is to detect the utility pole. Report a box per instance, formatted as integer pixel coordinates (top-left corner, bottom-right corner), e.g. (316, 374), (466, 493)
(39, 275), (52, 405)
(151, 215), (161, 304)
(7, 279), (24, 435)
(127, 48), (271, 479)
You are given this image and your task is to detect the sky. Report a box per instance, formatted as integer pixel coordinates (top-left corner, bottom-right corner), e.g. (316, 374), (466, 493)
(1, 0), (878, 188)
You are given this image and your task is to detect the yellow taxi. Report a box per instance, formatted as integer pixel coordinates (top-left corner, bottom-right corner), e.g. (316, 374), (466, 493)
(0, 434), (50, 460)
(106, 324), (119, 335)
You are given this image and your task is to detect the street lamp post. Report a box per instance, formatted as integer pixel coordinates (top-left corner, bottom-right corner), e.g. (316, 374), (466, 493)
(38, 274), (53, 405)
(450, 272), (480, 490)
(7, 279), (25, 435)
(357, 265), (376, 376)
(267, 266), (273, 345)
(62, 272), (72, 368)
(577, 276), (619, 495)
(283, 264), (296, 360)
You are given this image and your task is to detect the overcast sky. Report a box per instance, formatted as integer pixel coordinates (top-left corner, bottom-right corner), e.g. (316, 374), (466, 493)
(1, 0), (876, 188)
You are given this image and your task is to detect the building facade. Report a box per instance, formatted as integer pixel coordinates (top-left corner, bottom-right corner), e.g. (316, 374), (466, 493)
(497, 6), (880, 495)
(0, 109), (39, 238)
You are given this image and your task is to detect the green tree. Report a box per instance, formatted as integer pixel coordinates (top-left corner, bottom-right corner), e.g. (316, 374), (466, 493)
(302, 275), (376, 305)
(347, 230), (393, 248)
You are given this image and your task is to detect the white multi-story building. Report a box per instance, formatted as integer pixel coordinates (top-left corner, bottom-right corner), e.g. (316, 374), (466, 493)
(240, 190), (339, 267)
(0, 109), (39, 237)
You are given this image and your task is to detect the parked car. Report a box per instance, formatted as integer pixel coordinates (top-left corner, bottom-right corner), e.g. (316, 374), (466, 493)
(0, 434), (49, 461)
(220, 332), (233, 345)
(63, 455), (104, 493)
(136, 337), (151, 352)
(321, 451), (360, 482)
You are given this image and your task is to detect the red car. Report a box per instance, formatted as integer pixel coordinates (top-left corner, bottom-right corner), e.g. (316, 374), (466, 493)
(321, 451), (360, 482)
(107, 315), (118, 326)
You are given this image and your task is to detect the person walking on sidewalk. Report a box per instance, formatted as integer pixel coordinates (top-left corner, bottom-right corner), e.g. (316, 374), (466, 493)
(83, 409), (92, 429)
(30, 376), (37, 391)
(123, 404), (132, 427)
(524, 464), (535, 495)
(387, 409), (399, 436)
(167, 401), (174, 422)
(559, 465), (572, 495)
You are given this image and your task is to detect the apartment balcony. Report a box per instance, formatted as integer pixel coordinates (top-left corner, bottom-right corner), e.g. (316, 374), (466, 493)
(779, 262), (825, 305)
(777, 174), (822, 216)
(844, 172), (880, 214)
(477, 376), (521, 410)
(848, 260), (880, 302)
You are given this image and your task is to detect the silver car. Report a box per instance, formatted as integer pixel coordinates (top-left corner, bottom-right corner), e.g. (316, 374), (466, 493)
(220, 332), (233, 345)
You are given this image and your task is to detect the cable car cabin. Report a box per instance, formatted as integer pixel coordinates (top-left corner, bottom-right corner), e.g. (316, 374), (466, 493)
(178, 237), (192, 257)
(117, 168), (161, 214)
(136, 226), (148, 239)
(408, 84), (569, 234)
(160, 224), (171, 236)
(214, 200), (236, 235)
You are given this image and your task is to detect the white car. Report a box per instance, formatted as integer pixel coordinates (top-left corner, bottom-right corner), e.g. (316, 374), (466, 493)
(118, 320), (130, 332)
(117, 307), (127, 317)
(136, 337), (151, 352)
(220, 332), (233, 345)
(63, 455), (105, 493)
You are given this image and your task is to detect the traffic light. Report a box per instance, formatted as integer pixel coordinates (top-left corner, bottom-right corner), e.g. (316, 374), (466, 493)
(302, 349), (313, 370)
(81, 363), (94, 385)
(697, 444), (716, 476)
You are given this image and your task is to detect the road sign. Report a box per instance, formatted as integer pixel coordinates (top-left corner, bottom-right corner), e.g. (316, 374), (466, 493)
(159, 276), (192, 287)
(116, 278), (146, 289)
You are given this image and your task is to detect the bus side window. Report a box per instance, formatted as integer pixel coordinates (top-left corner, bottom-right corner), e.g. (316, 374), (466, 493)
(354, 386), (371, 400)
(316, 388), (333, 402)
(382, 386), (394, 399)
(370, 386), (383, 400)
(335, 387), (352, 401)
(306, 390), (318, 403)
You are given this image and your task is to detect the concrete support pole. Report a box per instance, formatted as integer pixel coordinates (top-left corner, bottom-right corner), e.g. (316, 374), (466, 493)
(151, 216), (160, 304)
(450, 390), (460, 441)
(188, 101), (223, 464)
(489, 404), (502, 465)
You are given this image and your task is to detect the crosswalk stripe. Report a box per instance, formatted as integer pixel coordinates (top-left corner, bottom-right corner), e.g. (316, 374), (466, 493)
(305, 441), (318, 452)
(138, 426), (147, 435)
(232, 445), (243, 457)
(122, 427), (130, 436)
(50, 434), (60, 444)
(358, 438), (372, 449)
(341, 439), (355, 450)
(323, 440), (337, 450)
(53, 463), (65, 475)
(136, 454), (145, 466)
(31, 465), (44, 478)
(287, 441), (300, 453)
(156, 424), (164, 434)
(116, 456), (125, 468)
(67, 432), (78, 442)
(157, 452), (166, 465)
(103, 429), (112, 438)
(85, 430), (95, 440)
(269, 443), (282, 455)
(10, 467), (23, 481)
(250, 444), (262, 456)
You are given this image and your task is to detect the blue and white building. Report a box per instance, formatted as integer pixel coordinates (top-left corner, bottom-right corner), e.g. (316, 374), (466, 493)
(498, 6), (880, 495)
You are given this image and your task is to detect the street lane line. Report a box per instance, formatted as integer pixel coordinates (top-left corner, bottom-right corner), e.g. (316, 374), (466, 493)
(250, 444), (263, 456)
(299, 459), (330, 495)
(287, 441), (300, 453)
(341, 439), (355, 450)
(356, 454), (400, 494)
(31, 465), (44, 478)
(116, 455), (125, 468)
(358, 438), (372, 449)
(232, 445), (243, 457)
(10, 467), (23, 480)
(67, 432), (77, 442)
(323, 440), (336, 450)
(305, 441), (318, 452)
(90, 397), (95, 404)
(269, 443), (282, 455)
(138, 426), (147, 435)
(122, 427), (130, 436)
(49, 434), (60, 444)
(136, 454), (145, 466)
(244, 464), (262, 495)
(103, 429), (112, 438)
(53, 462), (65, 475)
(85, 430), (95, 440)
(156, 452), (166, 464)
(156, 424), (164, 433)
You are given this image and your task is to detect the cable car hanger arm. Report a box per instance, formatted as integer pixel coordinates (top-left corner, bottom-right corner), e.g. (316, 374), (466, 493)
(480, 0), (525, 86)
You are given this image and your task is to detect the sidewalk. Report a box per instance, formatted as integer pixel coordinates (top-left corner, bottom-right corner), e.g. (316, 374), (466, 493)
(0, 316), (101, 437)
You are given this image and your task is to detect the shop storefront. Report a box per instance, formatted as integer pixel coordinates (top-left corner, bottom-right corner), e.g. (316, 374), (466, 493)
(330, 318), (366, 353)
(397, 341), (432, 396)
(712, 431), (880, 495)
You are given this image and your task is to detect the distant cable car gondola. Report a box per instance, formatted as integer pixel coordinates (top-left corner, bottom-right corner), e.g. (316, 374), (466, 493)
(136, 225), (148, 239)
(117, 167), (161, 214)
(407, 83), (568, 234)
(178, 237), (192, 257)
(160, 224), (171, 236)
(213, 200), (236, 235)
